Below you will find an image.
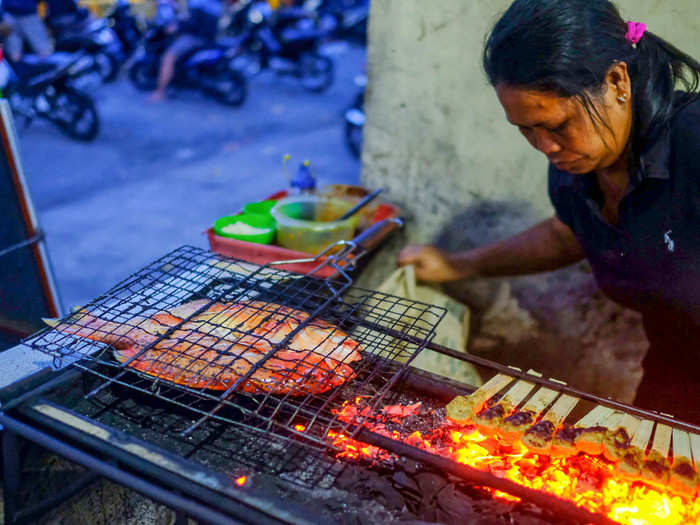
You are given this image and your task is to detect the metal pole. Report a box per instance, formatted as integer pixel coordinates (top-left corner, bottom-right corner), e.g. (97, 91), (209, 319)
(2, 429), (20, 525)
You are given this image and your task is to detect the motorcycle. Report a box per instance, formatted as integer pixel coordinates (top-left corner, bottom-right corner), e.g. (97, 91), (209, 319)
(128, 22), (247, 107)
(1, 52), (100, 141)
(105, 0), (143, 60)
(231, 1), (334, 93)
(304, 0), (368, 44)
(344, 72), (365, 158)
(47, 7), (124, 82)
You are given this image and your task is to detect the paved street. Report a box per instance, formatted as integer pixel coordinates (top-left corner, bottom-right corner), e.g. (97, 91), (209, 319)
(16, 42), (364, 311)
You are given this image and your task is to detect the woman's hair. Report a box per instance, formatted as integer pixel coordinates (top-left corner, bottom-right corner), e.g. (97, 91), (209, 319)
(483, 0), (700, 160)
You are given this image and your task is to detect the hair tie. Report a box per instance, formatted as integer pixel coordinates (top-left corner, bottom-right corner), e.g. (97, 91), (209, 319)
(625, 21), (646, 47)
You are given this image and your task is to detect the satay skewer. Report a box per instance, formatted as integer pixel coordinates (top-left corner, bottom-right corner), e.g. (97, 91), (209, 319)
(446, 373), (513, 425)
(602, 413), (641, 462)
(472, 374), (538, 435)
(550, 404), (610, 457)
(669, 428), (697, 497)
(618, 419), (654, 479)
(522, 394), (579, 454)
(641, 423), (672, 487)
(576, 409), (625, 456)
(499, 385), (560, 444)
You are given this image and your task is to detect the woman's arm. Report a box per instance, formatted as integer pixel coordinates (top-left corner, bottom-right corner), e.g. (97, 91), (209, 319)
(398, 216), (585, 283)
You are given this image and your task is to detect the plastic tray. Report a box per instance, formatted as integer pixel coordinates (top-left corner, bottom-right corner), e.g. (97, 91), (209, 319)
(207, 190), (400, 277)
(206, 228), (341, 278)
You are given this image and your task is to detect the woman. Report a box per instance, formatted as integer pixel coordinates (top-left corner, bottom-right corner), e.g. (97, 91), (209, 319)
(398, 0), (700, 423)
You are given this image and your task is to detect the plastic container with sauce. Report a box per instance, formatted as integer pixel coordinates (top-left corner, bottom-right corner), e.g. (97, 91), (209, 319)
(270, 196), (359, 254)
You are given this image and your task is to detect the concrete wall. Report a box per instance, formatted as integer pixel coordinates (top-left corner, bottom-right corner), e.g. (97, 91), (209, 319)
(362, 0), (700, 243)
(360, 0), (700, 400)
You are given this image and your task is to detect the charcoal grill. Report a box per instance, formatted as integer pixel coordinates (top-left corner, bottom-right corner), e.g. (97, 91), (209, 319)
(0, 220), (636, 524)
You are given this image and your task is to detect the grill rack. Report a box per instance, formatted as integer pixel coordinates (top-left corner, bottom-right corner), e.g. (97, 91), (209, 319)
(24, 245), (447, 463)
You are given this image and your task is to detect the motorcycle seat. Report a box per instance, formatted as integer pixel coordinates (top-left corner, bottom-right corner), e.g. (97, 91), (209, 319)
(278, 27), (326, 44)
(180, 46), (224, 67)
(13, 53), (75, 79)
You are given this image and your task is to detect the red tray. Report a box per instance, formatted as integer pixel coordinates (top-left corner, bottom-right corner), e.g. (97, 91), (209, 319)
(206, 228), (340, 278)
(207, 190), (400, 277)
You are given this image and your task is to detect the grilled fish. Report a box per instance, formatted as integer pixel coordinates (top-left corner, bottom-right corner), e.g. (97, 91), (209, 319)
(53, 299), (362, 395)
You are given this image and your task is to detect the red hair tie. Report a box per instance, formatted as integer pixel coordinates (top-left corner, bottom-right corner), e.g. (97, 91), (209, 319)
(625, 21), (646, 47)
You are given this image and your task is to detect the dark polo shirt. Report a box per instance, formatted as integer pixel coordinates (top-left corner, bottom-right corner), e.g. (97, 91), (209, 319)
(548, 97), (700, 418)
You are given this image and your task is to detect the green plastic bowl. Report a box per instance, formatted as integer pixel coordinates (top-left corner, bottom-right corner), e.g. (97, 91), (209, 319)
(213, 214), (276, 244)
(243, 200), (277, 217)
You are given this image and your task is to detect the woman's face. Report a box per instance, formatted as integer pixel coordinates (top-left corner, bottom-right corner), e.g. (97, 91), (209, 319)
(495, 65), (632, 174)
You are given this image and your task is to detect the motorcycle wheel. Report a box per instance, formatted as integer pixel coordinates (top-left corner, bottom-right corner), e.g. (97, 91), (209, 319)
(51, 87), (100, 142)
(210, 68), (248, 107)
(94, 51), (120, 83)
(299, 53), (334, 93)
(129, 59), (158, 91)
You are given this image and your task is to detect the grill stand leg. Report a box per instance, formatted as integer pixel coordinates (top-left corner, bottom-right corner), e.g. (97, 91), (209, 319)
(3, 429), (21, 525)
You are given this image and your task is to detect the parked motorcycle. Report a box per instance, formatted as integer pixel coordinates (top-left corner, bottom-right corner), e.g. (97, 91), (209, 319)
(305, 0), (368, 44)
(128, 22), (247, 106)
(232, 1), (334, 92)
(105, 0), (143, 60)
(1, 52), (100, 141)
(344, 72), (365, 158)
(47, 8), (124, 82)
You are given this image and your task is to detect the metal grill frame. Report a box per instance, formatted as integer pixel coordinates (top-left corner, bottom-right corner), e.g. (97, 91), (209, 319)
(24, 245), (447, 457)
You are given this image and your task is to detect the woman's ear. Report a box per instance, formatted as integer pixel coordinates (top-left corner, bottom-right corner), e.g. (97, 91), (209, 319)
(606, 61), (631, 101)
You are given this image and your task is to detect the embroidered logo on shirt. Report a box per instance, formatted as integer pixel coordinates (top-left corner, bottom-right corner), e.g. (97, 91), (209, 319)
(664, 230), (675, 253)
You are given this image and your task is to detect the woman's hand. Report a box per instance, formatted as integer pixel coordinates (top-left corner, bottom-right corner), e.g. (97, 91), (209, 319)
(397, 245), (473, 283)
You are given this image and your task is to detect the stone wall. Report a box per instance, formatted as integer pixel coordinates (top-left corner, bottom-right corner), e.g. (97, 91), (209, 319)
(359, 0), (700, 401)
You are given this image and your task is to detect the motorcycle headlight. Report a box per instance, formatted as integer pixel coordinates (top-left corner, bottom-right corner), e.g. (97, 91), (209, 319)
(95, 28), (115, 44)
(248, 9), (263, 24)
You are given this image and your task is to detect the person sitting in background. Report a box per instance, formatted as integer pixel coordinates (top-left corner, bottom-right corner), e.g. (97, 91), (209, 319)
(149, 0), (223, 102)
(399, 0), (700, 423)
(1, 0), (52, 61)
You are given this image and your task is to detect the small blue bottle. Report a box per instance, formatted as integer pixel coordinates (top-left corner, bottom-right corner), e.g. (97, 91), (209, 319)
(290, 160), (316, 195)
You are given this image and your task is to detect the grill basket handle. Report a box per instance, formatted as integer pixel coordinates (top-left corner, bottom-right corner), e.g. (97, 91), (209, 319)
(351, 217), (403, 253)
